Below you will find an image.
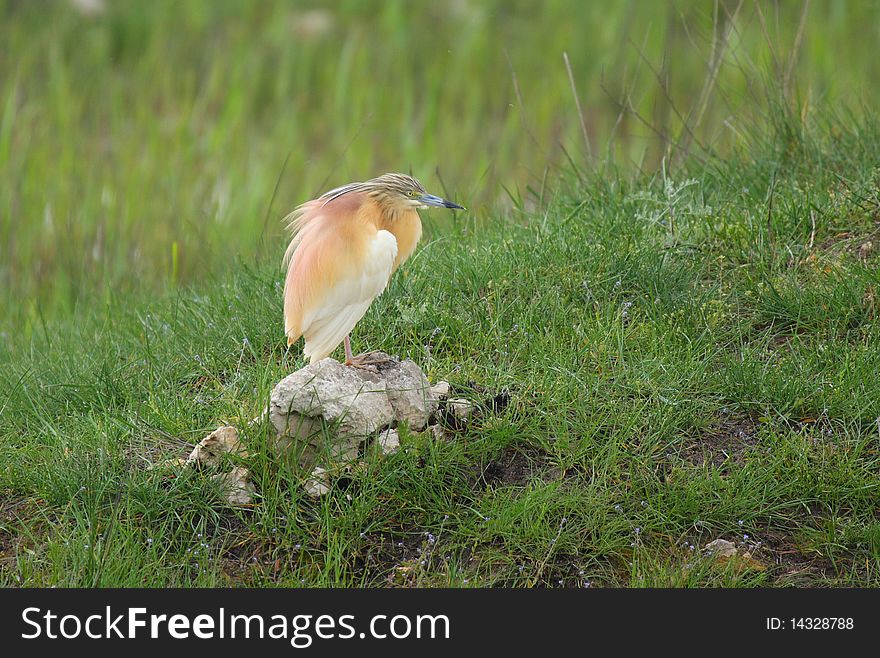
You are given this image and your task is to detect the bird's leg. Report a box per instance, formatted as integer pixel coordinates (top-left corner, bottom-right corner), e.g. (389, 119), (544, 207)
(344, 335), (354, 366)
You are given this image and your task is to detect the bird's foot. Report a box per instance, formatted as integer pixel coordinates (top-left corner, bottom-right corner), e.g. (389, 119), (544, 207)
(345, 351), (396, 370)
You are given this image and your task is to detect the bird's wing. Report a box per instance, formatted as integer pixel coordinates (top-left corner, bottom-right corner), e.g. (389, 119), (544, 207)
(301, 229), (398, 361)
(286, 227), (398, 362)
(282, 193), (364, 341)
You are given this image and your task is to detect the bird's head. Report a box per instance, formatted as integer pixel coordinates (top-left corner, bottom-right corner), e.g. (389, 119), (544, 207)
(366, 173), (465, 212)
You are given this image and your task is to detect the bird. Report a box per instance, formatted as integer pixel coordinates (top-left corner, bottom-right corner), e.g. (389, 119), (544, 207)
(282, 173), (464, 365)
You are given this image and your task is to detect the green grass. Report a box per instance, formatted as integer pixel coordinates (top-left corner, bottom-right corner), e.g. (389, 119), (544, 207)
(3, 0), (880, 317)
(2, 0), (879, 588)
(2, 113), (879, 587)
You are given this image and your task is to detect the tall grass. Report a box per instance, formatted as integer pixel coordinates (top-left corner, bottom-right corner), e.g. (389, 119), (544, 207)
(1, 0), (878, 320)
(1, 112), (878, 587)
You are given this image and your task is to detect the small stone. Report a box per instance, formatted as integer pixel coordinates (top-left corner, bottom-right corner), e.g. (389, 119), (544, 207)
(430, 380), (451, 400)
(247, 409), (268, 427)
(186, 426), (246, 468)
(211, 467), (255, 506)
(703, 538), (737, 558)
(304, 466), (331, 498)
(447, 398), (474, 422)
(702, 539), (766, 571)
(430, 423), (450, 442)
(377, 428), (400, 455)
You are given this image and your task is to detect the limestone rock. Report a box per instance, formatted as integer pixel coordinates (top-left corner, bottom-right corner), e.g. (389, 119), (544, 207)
(703, 538), (765, 571)
(304, 466), (331, 498)
(383, 358), (438, 430)
(447, 398), (475, 423)
(430, 380), (451, 400)
(187, 426), (246, 468)
(351, 352), (438, 430)
(703, 539), (738, 558)
(269, 358), (395, 467)
(268, 353), (438, 469)
(212, 467), (255, 506)
(377, 428), (400, 455)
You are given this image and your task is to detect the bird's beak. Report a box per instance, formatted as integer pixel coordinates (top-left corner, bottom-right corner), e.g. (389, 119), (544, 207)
(419, 193), (465, 210)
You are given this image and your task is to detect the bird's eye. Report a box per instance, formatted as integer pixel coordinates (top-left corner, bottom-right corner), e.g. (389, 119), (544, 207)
(408, 190), (416, 197)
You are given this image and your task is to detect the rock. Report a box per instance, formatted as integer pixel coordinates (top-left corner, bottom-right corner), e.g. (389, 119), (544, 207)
(702, 538), (767, 569)
(430, 423), (450, 442)
(186, 426), (246, 468)
(447, 398), (474, 423)
(430, 380), (451, 400)
(268, 353), (438, 469)
(351, 352), (438, 430)
(703, 539), (737, 558)
(737, 551), (766, 571)
(383, 359), (438, 430)
(212, 467), (255, 506)
(269, 358), (395, 468)
(703, 538), (766, 572)
(182, 427), (254, 505)
(377, 428), (400, 455)
(247, 409), (268, 427)
(304, 466), (331, 498)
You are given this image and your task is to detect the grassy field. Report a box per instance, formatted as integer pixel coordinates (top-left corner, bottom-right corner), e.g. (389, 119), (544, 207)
(3, 0), (880, 317)
(2, 115), (879, 587)
(2, 1), (880, 587)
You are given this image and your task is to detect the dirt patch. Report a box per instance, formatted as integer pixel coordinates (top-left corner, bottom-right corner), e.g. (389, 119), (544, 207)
(748, 322), (810, 354)
(468, 446), (562, 490)
(760, 530), (838, 586)
(767, 331), (799, 351)
(218, 518), (309, 586)
(478, 447), (539, 487)
(354, 532), (434, 587)
(171, 513), (267, 586)
(680, 413), (760, 470)
(530, 553), (599, 588)
(219, 535), (266, 585)
(677, 526), (857, 586)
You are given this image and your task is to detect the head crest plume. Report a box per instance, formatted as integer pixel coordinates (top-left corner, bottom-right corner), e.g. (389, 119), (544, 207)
(319, 173), (426, 206)
(281, 174), (426, 268)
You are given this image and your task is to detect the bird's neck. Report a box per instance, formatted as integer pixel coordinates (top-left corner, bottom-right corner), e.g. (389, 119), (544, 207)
(365, 194), (411, 225)
(374, 203), (422, 271)
(378, 204), (410, 225)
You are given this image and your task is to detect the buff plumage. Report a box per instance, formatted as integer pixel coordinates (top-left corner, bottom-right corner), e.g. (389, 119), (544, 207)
(282, 173), (463, 364)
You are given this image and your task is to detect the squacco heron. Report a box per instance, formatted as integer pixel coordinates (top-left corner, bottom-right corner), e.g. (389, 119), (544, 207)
(282, 173), (463, 365)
